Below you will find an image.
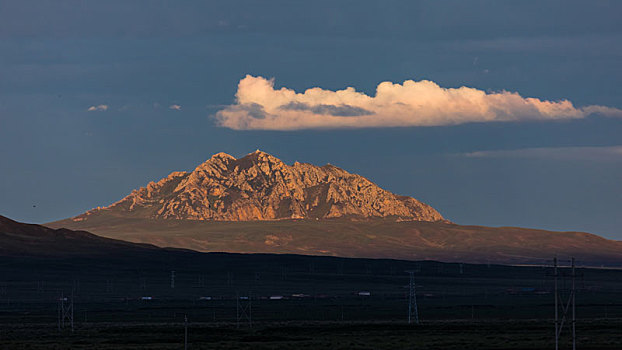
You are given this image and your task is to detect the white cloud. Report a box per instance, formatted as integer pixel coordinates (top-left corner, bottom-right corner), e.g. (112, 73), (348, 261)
(214, 75), (622, 130)
(464, 146), (622, 161)
(87, 104), (108, 112)
(169, 104), (182, 110)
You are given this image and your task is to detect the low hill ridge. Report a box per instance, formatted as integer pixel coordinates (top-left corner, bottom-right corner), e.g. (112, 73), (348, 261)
(0, 215), (158, 256)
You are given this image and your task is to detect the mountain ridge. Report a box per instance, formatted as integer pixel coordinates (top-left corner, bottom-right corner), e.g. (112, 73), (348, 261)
(72, 150), (444, 223)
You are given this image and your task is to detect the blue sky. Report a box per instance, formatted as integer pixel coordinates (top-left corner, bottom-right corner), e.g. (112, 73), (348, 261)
(1, 1), (621, 239)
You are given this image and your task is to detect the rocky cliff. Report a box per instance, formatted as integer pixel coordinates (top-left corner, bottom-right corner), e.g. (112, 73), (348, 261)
(72, 150), (444, 222)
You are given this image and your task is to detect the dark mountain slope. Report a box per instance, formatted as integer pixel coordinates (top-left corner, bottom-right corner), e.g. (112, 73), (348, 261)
(0, 215), (159, 257)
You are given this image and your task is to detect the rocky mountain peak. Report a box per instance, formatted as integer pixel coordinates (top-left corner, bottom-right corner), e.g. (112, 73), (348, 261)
(210, 151), (236, 161)
(74, 151), (445, 222)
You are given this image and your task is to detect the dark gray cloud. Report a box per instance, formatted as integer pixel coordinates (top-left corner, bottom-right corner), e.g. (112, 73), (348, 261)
(278, 101), (374, 117)
(231, 103), (267, 120)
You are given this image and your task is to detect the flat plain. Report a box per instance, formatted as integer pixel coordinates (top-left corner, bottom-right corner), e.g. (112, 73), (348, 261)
(1, 251), (621, 349)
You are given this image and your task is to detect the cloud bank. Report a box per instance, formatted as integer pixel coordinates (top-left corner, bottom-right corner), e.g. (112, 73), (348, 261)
(464, 146), (622, 161)
(87, 104), (108, 112)
(214, 75), (622, 130)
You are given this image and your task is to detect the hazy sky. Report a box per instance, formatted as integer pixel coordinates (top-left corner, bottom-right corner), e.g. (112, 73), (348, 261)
(1, 1), (621, 239)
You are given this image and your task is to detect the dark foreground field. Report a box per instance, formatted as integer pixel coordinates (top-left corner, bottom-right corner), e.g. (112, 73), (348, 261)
(1, 251), (621, 349)
(2, 319), (622, 350)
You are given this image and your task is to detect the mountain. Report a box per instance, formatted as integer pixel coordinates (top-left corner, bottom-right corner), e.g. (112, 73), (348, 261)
(68, 150), (444, 222)
(46, 151), (622, 266)
(0, 214), (159, 257)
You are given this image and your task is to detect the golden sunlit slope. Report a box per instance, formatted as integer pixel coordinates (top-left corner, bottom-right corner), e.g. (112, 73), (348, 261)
(67, 150), (443, 222)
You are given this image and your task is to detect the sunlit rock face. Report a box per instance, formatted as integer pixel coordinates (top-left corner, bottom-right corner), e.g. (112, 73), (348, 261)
(74, 150), (444, 222)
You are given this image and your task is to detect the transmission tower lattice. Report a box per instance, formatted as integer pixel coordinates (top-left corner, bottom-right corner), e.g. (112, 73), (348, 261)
(554, 257), (577, 350)
(57, 291), (74, 332)
(406, 271), (420, 324)
(184, 314), (188, 350)
(236, 292), (252, 328)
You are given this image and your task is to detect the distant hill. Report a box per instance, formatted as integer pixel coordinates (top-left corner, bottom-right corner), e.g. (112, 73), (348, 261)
(0, 214), (159, 257)
(65, 150), (444, 222)
(49, 215), (622, 267)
